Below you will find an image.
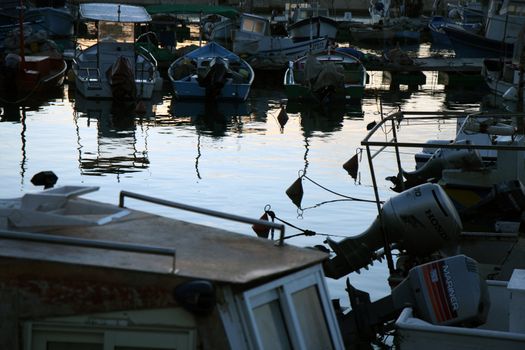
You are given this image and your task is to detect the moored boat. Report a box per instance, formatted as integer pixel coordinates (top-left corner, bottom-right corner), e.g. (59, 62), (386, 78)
(286, 4), (338, 42)
(232, 13), (328, 70)
(168, 41), (254, 101)
(283, 50), (367, 104)
(71, 3), (162, 101)
(0, 180), (345, 349)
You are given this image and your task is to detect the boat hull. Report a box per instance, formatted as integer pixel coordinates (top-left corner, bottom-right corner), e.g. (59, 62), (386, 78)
(287, 16), (338, 41)
(443, 25), (514, 58)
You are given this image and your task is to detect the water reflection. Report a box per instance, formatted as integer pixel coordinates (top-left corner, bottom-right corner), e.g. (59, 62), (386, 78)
(71, 93), (160, 177)
(170, 99), (251, 137)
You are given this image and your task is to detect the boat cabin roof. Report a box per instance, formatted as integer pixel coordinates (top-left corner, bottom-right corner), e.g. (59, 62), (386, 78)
(80, 3), (152, 23)
(0, 187), (326, 285)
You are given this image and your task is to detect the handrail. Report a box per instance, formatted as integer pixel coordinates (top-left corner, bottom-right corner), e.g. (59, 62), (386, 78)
(119, 191), (287, 246)
(359, 109), (525, 274)
(0, 229), (177, 273)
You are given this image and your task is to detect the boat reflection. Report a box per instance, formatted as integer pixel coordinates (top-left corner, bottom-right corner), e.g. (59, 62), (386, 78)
(1, 87), (66, 122)
(170, 99), (252, 137)
(72, 93), (162, 177)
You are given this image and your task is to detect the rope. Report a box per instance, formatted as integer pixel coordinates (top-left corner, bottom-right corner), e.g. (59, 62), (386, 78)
(302, 174), (383, 204)
(263, 206), (349, 241)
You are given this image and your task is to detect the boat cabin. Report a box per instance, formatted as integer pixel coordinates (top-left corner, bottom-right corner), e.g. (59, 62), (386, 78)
(238, 13), (271, 37)
(0, 186), (344, 349)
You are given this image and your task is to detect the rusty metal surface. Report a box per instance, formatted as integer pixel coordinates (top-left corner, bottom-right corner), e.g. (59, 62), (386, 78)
(0, 199), (327, 284)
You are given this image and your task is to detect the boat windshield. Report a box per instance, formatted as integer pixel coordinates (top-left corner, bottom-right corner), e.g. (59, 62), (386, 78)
(98, 21), (135, 43)
(241, 17), (266, 34)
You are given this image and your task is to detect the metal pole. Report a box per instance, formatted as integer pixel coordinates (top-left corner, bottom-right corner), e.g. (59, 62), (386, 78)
(119, 191), (287, 246)
(365, 145), (395, 273)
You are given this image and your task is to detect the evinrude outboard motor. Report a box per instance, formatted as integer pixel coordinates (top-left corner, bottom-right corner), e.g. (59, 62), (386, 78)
(388, 140), (484, 192)
(198, 57), (228, 100)
(107, 56), (137, 101)
(324, 183), (462, 279)
(339, 255), (490, 348)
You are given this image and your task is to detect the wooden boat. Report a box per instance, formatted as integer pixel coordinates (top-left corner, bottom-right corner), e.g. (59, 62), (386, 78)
(0, 182), (345, 349)
(71, 3), (162, 100)
(168, 41), (254, 101)
(232, 13), (328, 70)
(283, 50), (367, 104)
(0, 1), (67, 102)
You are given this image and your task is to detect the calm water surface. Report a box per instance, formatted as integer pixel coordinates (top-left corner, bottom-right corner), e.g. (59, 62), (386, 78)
(0, 42), (496, 307)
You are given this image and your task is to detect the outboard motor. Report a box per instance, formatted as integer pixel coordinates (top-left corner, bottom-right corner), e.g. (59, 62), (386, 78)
(107, 56), (137, 102)
(339, 255), (490, 348)
(198, 57), (228, 101)
(324, 183), (462, 279)
(389, 140), (484, 192)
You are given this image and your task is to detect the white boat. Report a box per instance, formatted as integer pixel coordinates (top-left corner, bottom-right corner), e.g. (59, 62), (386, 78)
(232, 13), (328, 70)
(396, 270), (525, 350)
(286, 4), (338, 42)
(0, 180), (345, 349)
(168, 41), (254, 101)
(71, 3), (162, 100)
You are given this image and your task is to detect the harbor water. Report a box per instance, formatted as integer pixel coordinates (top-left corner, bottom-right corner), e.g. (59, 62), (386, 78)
(0, 41), (496, 309)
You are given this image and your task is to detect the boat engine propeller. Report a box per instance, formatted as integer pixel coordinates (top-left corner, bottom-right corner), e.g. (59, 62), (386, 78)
(387, 140), (483, 192)
(324, 183), (462, 279)
(338, 255), (490, 348)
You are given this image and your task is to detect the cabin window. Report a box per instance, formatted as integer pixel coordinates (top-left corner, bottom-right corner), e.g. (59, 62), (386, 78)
(241, 18), (265, 33)
(239, 265), (342, 349)
(25, 323), (196, 350)
(98, 21), (135, 43)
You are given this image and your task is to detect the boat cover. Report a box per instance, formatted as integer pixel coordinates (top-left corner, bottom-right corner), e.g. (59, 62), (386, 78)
(80, 3), (151, 23)
(184, 41), (239, 61)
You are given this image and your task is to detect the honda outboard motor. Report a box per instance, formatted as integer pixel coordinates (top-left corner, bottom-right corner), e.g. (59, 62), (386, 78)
(389, 140), (483, 192)
(339, 255), (490, 348)
(198, 57), (228, 100)
(108, 56), (137, 102)
(325, 183), (462, 278)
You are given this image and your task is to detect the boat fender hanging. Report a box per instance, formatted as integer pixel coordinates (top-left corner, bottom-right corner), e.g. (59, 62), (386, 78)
(286, 175), (304, 208)
(366, 120), (377, 130)
(252, 211), (271, 238)
(343, 149), (361, 179)
(174, 280), (216, 316)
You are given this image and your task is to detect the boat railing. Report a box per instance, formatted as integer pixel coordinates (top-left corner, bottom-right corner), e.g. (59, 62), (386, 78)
(360, 110), (525, 272)
(0, 229), (178, 273)
(118, 190), (287, 246)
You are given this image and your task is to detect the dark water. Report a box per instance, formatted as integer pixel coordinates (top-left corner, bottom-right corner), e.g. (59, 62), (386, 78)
(0, 40), (498, 306)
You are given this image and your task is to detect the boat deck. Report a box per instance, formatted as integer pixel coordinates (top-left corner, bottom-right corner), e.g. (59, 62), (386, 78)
(0, 195), (326, 284)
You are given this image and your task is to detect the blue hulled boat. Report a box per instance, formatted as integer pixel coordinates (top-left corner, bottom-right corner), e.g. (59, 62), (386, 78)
(168, 41), (254, 101)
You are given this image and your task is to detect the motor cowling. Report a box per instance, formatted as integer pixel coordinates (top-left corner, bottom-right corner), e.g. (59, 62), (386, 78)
(325, 183), (462, 278)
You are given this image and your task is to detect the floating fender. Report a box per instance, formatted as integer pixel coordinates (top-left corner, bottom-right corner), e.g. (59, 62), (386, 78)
(174, 280), (216, 315)
(325, 183), (462, 278)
